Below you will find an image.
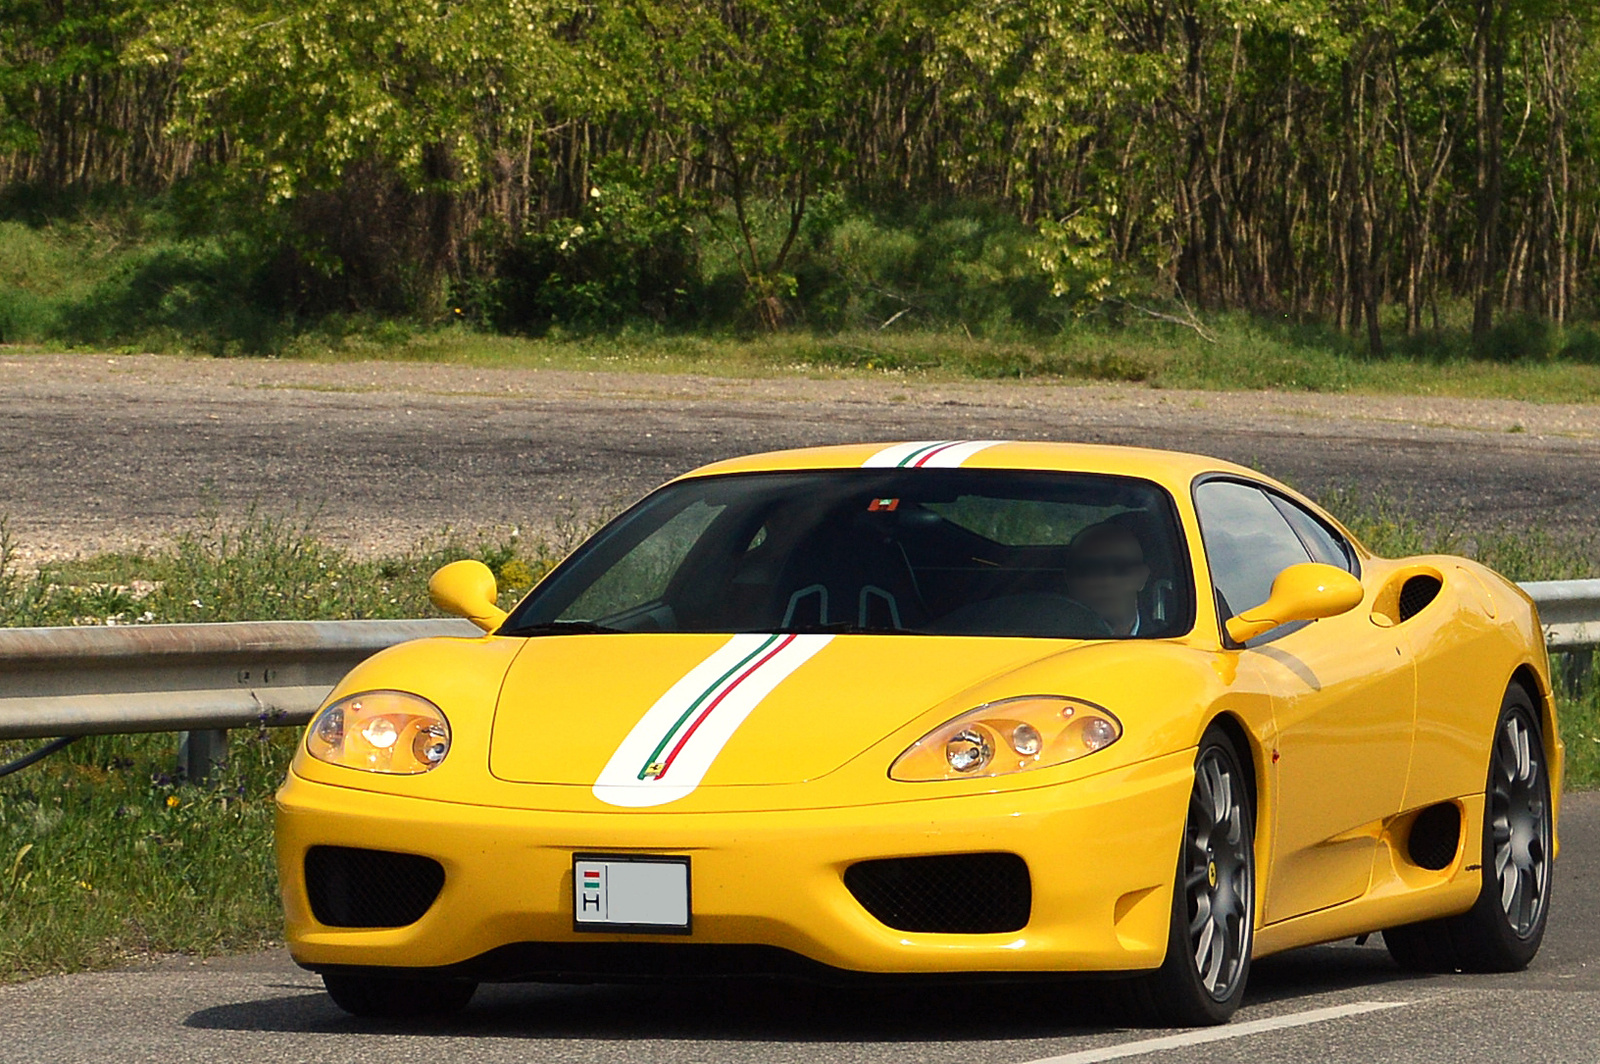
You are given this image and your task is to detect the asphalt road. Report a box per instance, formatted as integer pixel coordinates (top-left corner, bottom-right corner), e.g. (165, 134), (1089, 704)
(4, 354), (1600, 562)
(5, 353), (1600, 1060)
(6, 791), (1598, 1064)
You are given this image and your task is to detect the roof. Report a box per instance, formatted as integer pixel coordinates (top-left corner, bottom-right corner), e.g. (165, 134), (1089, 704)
(678, 440), (1269, 492)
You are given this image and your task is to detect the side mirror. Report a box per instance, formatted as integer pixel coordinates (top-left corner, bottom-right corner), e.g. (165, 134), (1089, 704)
(429, 560), (508, 633)
(1224, 562), (1363, 645)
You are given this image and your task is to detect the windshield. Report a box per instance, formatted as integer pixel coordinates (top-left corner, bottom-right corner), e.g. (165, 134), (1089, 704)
(502, 469), (1194, 639)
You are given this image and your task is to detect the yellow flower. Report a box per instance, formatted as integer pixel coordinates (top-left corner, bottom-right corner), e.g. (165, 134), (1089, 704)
(78, 880), (93, 891)
(166, 795), (180, 808)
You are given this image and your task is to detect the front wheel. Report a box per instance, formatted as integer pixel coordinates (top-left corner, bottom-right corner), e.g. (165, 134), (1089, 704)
(322, 972), (477, 1019)
(1123, 726), (1255, 1026)
(1385, 686), (1553, 973)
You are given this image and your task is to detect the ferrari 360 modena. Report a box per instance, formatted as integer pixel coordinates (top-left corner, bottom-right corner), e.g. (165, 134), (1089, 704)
(276, 441), (1559, 1025)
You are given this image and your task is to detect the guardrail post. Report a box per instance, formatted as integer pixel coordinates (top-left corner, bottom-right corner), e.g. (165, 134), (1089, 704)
(178, 729), (229, 784)
(1562, 648), (1595, 699)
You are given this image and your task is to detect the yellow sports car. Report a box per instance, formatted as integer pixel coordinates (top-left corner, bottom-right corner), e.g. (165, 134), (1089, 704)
(276, 441), (1560, 1025)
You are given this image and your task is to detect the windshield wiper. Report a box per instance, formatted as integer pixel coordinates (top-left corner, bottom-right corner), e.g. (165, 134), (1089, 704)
(502, 620), (626, 637)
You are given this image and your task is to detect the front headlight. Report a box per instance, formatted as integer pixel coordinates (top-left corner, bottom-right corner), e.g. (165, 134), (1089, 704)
(890, 695), (1121, 781)
(306, 690), (451, 774)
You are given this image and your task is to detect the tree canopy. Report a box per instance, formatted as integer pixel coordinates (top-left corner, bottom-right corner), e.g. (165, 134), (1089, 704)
(2, 0), (1598, 344)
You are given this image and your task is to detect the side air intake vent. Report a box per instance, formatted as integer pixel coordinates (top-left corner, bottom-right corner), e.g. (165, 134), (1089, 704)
(844, 852), (1031, 933)
(1406, 804), (1461, 871)
(305, 846), (445, 928)
(1398, 575), (1442, 621)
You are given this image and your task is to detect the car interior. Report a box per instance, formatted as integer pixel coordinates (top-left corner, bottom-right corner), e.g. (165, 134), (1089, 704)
(521, 471), (1193, 640)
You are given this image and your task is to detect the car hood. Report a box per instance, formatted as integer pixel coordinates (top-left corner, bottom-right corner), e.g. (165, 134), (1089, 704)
(488, 632), (1060, 798)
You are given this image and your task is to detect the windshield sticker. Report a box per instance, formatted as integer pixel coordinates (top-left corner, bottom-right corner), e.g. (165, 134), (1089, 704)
(867, 497), (899, 512)
(861, 440), (1007, 468)
(593, 632), (834, 807)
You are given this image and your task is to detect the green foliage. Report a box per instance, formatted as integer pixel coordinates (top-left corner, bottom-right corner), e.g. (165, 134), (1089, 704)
(137, 0), (570, 203)
(1315, 487), (1600, 583)
(1561, 664), (1600, 788)
(494, 169), (706, 332)
(0, 512), (576, 629)
(0, 727), (292, 979)
(799, 203), (1070, 334)
(6, 0), (1600, 357)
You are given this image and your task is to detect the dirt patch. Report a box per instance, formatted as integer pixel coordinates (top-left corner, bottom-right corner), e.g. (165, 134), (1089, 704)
(3, 352), (1598, 563)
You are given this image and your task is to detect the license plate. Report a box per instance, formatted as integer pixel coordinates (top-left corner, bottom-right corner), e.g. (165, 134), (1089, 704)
(572, 854), (691, 934)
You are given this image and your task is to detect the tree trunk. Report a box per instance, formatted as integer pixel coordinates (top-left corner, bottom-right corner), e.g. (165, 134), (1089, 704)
(1470, 0), (1506, 348)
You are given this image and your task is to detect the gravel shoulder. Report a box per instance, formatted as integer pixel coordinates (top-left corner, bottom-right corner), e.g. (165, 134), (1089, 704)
(3, 351), (1598, 563)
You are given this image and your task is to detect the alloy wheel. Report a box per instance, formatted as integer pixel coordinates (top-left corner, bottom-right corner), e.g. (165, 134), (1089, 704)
(1489, 709), (1552, 939)
(1184, 747), (1254, 999)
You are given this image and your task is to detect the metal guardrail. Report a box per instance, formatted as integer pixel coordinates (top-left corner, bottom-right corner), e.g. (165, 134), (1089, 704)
(0, 581), (1595, 776)
(1522, 579), (1600, 651)
(0, 617), (478, 740)
(0, 618), (479, 777)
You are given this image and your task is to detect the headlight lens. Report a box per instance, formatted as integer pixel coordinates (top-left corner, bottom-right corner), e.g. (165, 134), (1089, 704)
(890, 695), (1122, 781)
(305, 690), (451, 774)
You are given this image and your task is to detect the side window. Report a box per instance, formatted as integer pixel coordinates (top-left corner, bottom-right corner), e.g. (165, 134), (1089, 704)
(1193, 480), (1312, 617)
(1270, 494), (1356, 573)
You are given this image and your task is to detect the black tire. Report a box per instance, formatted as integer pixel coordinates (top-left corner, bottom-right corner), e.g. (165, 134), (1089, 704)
(1384, 685), (1553, 973)
(322, 972), (477, 1019)
(1122, 725), (1255, 1026)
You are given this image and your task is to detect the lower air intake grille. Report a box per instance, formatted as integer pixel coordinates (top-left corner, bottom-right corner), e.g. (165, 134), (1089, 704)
(305, 846), (445, 928)
(1407, 803), (1462, 871)
(844, 852), (1031, 934)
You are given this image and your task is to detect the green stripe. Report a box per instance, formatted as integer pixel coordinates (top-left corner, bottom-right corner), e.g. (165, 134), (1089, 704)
(895, 441), (949, 467)
(635, 634), (780, 780)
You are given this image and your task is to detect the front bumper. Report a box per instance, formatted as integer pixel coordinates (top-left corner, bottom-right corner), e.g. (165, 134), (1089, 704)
(276, 749), (1193, 978)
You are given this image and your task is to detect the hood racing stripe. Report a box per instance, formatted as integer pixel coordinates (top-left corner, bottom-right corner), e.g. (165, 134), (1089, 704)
(634, 633), (781, 779)
(652, 633), (797, 780)
(593, 632), (833, 808)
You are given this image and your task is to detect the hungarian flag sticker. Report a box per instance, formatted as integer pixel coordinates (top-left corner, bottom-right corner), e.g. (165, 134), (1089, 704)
(867, 497), (899, 512)
(573, 855), (691, 933)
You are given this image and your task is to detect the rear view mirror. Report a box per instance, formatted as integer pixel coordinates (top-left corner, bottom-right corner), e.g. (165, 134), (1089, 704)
(429, 560), (508, 633)
(1224, 563), (1363, 645)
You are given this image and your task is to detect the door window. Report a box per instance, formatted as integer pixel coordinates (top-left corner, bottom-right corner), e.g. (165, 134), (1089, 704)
(1270, 494), (1357, 573)
(1194, 480), (1312, 617)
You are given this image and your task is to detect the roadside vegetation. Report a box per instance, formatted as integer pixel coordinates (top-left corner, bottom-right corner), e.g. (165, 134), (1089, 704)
(0, 515), (572, 980)
(6, 4), (1600, 396)
(0, 501), (1596, 981)
(9, 201), (1600, 401)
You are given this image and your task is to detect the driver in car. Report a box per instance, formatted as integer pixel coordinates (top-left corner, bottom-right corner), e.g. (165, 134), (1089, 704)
(1064, 522), (1150, 636)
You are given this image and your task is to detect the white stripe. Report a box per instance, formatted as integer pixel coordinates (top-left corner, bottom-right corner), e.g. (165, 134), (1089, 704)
(860, 440), (1009, 468)
(1013, 1000), (1409, 1064)
(860, 441), (957, 467)
(916, 439), (1006, 467)
(592, 633), (833, 808)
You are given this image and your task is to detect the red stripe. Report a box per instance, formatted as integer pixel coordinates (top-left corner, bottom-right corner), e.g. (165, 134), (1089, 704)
(910, 440), (966, 467)
(654, 634), (797, 780)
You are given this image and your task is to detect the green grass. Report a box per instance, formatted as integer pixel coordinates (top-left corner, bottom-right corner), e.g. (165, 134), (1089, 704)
(0, 514), (577, 982)
(1320, 488), (1600, 582)
(0, 502), (1595, 983)
(0, 729), (292, 977)
(1558, 663), (1600, 790)
(0, 512), (575, 629)
(169, 320), (1600, 402)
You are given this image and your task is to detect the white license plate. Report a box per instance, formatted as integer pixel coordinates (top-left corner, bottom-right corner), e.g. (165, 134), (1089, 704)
(573, 855), (691, 933)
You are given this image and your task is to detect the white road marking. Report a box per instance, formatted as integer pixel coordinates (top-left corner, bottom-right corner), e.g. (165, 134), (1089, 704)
(1014, 1000), (1410, 1064)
